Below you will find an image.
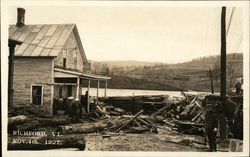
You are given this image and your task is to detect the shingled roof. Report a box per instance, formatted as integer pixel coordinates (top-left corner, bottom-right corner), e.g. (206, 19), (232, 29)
(9, 24), (77, 57)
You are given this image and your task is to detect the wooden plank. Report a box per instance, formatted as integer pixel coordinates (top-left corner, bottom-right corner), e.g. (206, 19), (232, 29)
(49, 49), (60, 56)
(45, 25), (57, 36)
(17, 26), (34, 41)
(22, 45), (36, 56)
(14, 43), (29, 56)
(8, 25), (14, 32)
(8, 25), (15, 36)
(38, 36), (50, 47)
(30, 46), (44, 56)
(9, 26), (18, 37)
(40, 48), (51, 56)
(150, 104), (170, 117)
(54, 25), (74, 49)
(25, 32), (38, 43)
(116, 110), (144, 132)
(31, 25), (43, 32)
(45, 25), (65, 48)
(31, 25), (50, 45)
(11, 27), (25, 40)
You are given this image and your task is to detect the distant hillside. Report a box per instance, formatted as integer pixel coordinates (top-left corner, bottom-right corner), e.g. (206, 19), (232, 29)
(91, 53), (243, 92)
(87, 74), (183, 91)
(90, 60), (168, 69)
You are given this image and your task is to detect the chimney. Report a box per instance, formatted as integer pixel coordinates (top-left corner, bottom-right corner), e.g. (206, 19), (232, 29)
(16, 8), (25, 28)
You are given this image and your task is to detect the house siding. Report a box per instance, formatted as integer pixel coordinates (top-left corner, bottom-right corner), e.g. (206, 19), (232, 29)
(13, 57), (53, 114)
(54, 32), (84, 72)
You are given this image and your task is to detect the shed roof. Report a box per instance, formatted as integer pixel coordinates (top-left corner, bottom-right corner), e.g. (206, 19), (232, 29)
(54, 68), (111, 80)
(9, 24), (76, 57)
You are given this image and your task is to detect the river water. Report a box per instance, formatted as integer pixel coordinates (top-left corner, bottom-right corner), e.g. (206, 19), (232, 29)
(82, 88), (210, 98)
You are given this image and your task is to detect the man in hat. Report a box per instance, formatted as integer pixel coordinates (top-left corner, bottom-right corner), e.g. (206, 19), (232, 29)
(203, 95), (219, 152)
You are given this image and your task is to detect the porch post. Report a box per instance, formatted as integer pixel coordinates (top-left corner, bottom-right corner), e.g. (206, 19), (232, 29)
(87, 79), (90, 113)
(96, 80), (99, 105)
(104, 80), (107, 98)
(76, 77), (80, 101)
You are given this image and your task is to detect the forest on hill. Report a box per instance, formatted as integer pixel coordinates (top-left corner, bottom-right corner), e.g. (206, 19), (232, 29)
(91, 53), (243, 92)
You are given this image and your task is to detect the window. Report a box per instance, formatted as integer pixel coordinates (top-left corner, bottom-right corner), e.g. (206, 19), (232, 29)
(63, 58), (67, 68)
(31, 85), (43, 105)
(74, 52), (77, 69)
(63, 50), (67, 68)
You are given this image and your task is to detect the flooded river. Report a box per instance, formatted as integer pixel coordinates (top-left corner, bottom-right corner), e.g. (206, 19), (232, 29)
(82, 88), (210, 98)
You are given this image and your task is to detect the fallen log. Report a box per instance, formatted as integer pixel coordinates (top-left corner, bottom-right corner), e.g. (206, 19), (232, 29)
(15, 120), (40, 131)
(116, 110), (144, 132)
(38, 116), (72, 127)
(8, 135), (86, 150)
(57, 120), (111, 134)
(8, 115), (28, 126)
(121, 114), (164, 123)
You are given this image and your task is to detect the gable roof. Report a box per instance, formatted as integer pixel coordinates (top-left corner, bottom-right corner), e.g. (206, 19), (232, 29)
(9, 24), (76, 57)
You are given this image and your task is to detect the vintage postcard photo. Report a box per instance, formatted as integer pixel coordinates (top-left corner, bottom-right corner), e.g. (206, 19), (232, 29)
(1, 1), (249, 157)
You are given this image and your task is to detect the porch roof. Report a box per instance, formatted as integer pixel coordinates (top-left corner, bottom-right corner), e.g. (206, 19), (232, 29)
(54, 68), (111, 80)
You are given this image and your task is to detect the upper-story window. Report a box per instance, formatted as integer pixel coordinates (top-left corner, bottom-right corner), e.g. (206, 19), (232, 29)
(63, 50), (67, 68)
(74, 51), (77, 70)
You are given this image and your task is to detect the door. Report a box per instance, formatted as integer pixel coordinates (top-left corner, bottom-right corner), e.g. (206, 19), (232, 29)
(67, 85), (72, 97)
(32, 85), (42, 105)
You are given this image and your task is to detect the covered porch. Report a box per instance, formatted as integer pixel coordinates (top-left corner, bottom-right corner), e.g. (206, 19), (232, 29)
(53, 68), (111, 113)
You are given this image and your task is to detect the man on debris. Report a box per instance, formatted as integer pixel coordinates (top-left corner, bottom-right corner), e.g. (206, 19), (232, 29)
(203, 95), (219, 152)
(235, 80), (242, 95)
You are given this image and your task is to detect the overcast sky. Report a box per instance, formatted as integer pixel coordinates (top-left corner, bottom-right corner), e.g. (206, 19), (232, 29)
(8, 5), (243, 63)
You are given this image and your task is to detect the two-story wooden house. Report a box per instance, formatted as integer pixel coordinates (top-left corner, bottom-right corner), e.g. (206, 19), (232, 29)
(9, 9), (110, 115)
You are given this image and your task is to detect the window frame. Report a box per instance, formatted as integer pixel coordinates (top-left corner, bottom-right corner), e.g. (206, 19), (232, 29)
(30, 84), (44, 106)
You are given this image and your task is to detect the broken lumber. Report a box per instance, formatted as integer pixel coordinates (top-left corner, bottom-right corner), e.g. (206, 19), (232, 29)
(116, 110), (144, 132)
(191, 110), (203, 122)
(150, 104), (170, 117)
(181, 91), (190, 103)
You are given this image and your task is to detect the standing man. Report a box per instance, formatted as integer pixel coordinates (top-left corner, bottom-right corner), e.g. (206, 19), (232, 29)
(81, 91), (89, 113)
(235, 80), (242, 95)
(203, 95), (219, 152)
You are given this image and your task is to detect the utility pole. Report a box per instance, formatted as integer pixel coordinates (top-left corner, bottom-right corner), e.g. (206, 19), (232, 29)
(209, 69), (214, 94)
(221, 7), (227, 98)
(219, 6), (227, 140)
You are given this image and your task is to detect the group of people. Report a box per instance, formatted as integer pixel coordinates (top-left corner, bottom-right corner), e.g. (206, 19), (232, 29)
(65, 91), (89, 122)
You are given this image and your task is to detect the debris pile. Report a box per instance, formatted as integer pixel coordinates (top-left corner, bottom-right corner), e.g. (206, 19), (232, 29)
(8, 92), (243, 151)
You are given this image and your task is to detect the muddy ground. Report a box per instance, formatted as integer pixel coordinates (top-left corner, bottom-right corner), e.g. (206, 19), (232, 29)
(84, 125), (228, 152)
